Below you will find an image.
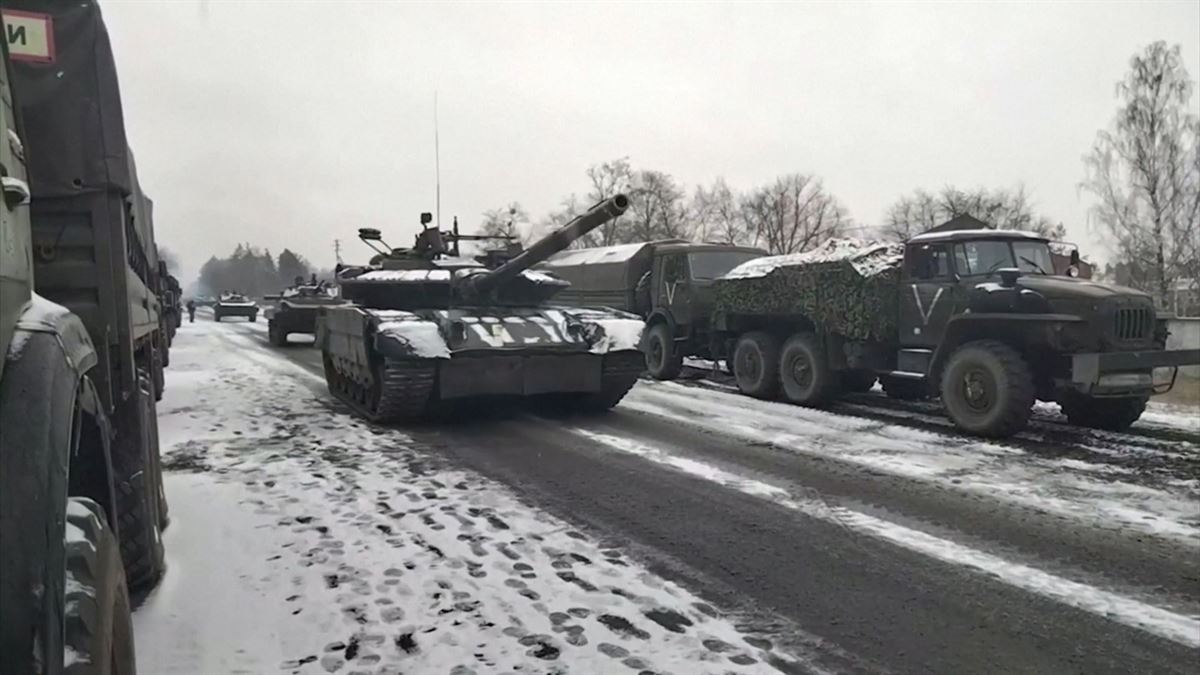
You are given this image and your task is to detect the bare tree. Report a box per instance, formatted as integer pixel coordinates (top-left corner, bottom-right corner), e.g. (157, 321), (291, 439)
(479, 202), (532, 244)
(1082, 41), (1200, 305)
(692, 178), (749, 245)
(543, 194), (587, 248)
(740, 174), (849, 254)
(883, 185), (1066, 241)
(626, 169), (688, 243)
(579, 158), (633, 247)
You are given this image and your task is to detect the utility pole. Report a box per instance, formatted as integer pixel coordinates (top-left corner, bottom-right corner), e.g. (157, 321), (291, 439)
(334, 239), (342, 264)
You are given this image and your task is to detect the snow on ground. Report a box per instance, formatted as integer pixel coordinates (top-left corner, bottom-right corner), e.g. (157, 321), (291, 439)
(136, 321), (795, 674)
(623, 381), (1200, 544)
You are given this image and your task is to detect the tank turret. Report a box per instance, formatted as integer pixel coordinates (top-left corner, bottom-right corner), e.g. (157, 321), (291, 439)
(339, 195), (629, 309)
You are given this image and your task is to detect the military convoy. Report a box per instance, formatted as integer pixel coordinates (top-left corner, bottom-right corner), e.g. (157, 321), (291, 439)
(540, 240), (765, 378)
(317, 196), (645, 422)
(1, 2), (167, 672)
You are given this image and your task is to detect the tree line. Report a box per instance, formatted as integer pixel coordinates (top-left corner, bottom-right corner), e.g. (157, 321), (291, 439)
(195, 245), (319, 298)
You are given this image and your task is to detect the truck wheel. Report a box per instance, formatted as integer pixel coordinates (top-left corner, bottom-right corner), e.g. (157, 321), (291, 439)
(1059, 395), (1147, 432)
(841, 369), (877, 394)
(779, 333), (838, 405)
(110, 371), (166, 591)
(733, 331), (780, 399)
(644, 323), (682, 380)
(64, 498), (136, 675)
(940, 340), (1034, 437)
(880, 375), (929, 400)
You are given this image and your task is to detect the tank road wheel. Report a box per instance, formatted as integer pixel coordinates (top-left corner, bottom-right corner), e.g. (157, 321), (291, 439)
(940, 340), (1034, 438)
(881, 375), (929, 401)
(268, 321), (287, 347)
(779, 333), (839, 406)
(733, 331), (781, 399)
(63, 499), (136, 675)
(841, 369), (877, 394)
(644, 323), (683, 380)
(1059, 394), (1147, 432)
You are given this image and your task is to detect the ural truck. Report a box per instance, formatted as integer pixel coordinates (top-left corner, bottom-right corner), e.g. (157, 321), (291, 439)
(2, 2), (168, 673)
(540, 240), (765, 378)
(710, 230), (1200, 437)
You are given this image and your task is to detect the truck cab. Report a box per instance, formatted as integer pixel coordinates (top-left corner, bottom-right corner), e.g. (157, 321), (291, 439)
(643, 242), (764, 373)
(893, 229), (1196, 434)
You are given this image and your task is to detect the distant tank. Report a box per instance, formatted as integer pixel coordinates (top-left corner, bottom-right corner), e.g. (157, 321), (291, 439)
(213, 292), (258, 322)
(318, 195), (644, 422)
(265, 276), (346, 346)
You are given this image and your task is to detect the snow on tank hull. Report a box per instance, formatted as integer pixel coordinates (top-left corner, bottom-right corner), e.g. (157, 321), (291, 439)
(318, 303), (643, 422)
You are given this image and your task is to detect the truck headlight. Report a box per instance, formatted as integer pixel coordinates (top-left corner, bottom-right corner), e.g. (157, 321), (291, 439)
(1098, 372), (1152, 388)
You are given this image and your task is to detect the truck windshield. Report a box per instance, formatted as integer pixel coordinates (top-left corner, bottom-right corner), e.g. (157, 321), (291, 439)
(953, 240), (1054, 276)
(689, 251), (762, 280)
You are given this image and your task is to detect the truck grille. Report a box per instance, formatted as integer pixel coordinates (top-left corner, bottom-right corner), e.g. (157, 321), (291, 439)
(1113, 307), (1153, 341)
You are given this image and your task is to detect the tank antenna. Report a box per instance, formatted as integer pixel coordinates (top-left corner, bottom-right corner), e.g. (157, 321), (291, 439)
(434, 90), (441, 229)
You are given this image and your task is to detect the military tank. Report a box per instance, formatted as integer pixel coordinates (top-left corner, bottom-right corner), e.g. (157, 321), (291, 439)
(265, 275), (346, 346)
(213, 292), (258, 322)
(319, 195), (644, 422)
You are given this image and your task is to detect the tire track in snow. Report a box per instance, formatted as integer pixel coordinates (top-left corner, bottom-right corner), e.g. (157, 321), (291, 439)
(568, 427), (1200, 649)
(623, 381), (1200, 544)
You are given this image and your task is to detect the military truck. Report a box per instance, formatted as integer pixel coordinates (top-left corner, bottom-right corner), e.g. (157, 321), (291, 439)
(1, 2), (167, 672)
(710, 230), (1200, 437)
(213, 292), (259, 321)
(540, 240), (765, 378)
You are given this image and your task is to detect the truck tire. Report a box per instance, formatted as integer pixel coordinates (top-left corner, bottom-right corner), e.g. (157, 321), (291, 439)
(110, 371), (165, 591)
(841, 369), (877, 394)
(940, 340), (1034, 437)
(644, 323), (682, 380)
(880, 375), (930, 401)
(779, 333), (839, 405)
(733, 331), (780, 399)
(268, 322), (287, 347)
(1059, 394), (1147, 432)
(64, 498), (137, 675)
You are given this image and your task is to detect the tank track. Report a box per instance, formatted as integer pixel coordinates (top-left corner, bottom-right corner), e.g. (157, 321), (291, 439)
(585, 351), (645, 409)
(324, 351), (436, 422)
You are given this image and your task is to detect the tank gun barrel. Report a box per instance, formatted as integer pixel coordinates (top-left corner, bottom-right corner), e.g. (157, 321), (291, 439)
(467, 194), (629, 297)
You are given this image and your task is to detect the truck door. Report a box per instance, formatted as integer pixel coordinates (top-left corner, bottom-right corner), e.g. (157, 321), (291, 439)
(899, 243), (959, 348)
(655, 253), (692, 334)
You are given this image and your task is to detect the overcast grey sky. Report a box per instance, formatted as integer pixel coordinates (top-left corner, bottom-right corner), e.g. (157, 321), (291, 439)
(102, 1), (1200, 283)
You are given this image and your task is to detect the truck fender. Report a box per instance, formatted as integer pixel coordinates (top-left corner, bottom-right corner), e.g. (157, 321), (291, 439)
(643, 309), (678, 347)
(929, 313), (1084, 386)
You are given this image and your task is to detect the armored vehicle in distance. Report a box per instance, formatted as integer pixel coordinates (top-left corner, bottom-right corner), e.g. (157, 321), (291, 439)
(318, 195), (644, 422)
(265, 277), (345, 346)
(213, 292), (258, 322)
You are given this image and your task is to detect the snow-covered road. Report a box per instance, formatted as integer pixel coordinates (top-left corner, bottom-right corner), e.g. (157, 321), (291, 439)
(139, 315), (1200, 674)
(136, 318), (802, 674)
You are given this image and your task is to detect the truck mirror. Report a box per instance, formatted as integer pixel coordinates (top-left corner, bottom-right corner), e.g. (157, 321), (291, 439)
(1069, 249), (1081, 266)
(420, 212), (433, 226)
(998, 268), (1022, 287)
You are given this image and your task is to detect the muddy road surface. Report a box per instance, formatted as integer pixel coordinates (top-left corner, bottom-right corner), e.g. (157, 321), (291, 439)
(137, 313), (1200, 674)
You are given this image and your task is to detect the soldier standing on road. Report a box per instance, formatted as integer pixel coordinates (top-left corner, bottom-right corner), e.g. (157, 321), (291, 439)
(186, 299), (196, 323)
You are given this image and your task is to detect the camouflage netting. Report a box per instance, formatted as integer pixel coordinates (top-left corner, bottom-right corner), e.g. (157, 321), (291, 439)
(714, 239), (905, 341)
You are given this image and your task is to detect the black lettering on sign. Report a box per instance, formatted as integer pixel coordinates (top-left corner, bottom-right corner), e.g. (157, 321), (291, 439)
(6, 24), (26, 46)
